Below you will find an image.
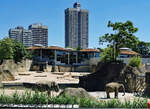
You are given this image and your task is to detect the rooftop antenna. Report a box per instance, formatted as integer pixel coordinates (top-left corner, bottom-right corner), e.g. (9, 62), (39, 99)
(74, 0), (81, 10)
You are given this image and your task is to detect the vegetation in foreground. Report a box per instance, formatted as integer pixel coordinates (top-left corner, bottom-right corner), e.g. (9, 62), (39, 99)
(0, 90), (148, 108)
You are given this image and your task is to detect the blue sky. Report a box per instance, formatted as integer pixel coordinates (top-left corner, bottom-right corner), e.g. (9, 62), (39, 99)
(0, 0), (150, 48)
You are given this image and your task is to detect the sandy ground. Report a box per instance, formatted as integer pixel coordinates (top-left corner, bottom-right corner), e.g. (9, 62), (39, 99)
(2, 71), (90, 84)
(89, 92), (137, 102)
(0, 71), (147, 102)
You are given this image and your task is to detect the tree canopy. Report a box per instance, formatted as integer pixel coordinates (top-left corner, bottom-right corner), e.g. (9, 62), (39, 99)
(100, 47), (114, 63)
(0, 38), (31, 62)
(99, 21), (139, 61)
(135, 41), (150, 57)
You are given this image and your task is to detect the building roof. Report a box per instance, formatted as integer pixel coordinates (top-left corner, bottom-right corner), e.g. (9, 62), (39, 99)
(26, 46), (68, 51)
(80, 48), (100, 52)
(47, 46), (67, 51)
(119, 47), (131, 50)
(26, 46), (100, 52)
(120, 50), (138, 55)
(26, 46), (45, 50)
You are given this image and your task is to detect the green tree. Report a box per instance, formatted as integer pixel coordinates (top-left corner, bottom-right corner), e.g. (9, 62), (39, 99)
(0, 38), (14, 60)
(0, 38), (31, 62)
(134, 41), (150, 57)
(99, 21), (139, 61)
(13, 40), (30, 62)
(100, 47), (114, 63)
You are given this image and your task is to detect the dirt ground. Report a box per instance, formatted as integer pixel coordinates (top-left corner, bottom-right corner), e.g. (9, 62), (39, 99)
(2, 71), (90, 84)
(1, 71), (148, 102)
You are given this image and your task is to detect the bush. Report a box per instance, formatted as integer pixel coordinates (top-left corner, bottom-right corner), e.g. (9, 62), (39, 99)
(128, 56), (142, 67)
(100, 47), (123, 63)
(100, 47), (114, 63)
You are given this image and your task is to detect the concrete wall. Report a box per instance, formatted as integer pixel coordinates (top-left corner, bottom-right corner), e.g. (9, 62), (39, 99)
(74, 66), (90, 72)
(118, 58), (150, 64)
(51, 65), (91, 72)
(58, 66), (72, 72)
(90, 57), (150, 65)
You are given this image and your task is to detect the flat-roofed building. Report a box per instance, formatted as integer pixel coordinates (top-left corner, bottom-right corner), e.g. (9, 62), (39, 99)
(28, 23), (48, 47)
(22, 29), (32, 47)
(9, 26), (32, 47)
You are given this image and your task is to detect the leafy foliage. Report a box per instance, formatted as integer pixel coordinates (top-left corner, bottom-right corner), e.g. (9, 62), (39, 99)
(0, 38), (14, 60)
(100, 47), (123, 63)
(0, 38), (31, 62)
(13, 40), (30, 62)
(128, 56), (142, 67)
(99, 21), (139, 61)
(100, 47), (114, 63)
(134, 41), (150, 57)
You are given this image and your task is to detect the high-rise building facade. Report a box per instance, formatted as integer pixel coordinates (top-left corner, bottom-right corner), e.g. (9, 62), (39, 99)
(9, 26), (32, 47)
(65, 2), (89, 49)
(22, 29), (32, 47)
(29, 23), (48, 47)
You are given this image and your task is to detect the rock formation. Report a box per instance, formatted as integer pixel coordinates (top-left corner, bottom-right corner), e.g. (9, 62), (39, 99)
(0, 70), (15, 81)
(59, 88), (98, 101)
(79, 62), (145, 92)
(0, 59), (32, 81)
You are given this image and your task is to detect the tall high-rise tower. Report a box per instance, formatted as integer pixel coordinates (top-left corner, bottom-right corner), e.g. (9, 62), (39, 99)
(29, 23), (48, 47)
(9, 26), (32, 47)
(65, 2), (89, 49)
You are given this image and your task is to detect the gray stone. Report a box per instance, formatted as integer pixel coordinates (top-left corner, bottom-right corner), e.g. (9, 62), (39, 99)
(59, 88), (98, 102)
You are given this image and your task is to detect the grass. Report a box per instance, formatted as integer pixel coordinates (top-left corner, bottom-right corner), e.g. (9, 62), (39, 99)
(0, 90), (148, 108)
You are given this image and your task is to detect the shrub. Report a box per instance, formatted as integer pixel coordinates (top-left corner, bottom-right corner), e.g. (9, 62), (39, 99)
(100, 47), (114, 63)
(100, 47), (123, 63)
(128, 56), (142, 67)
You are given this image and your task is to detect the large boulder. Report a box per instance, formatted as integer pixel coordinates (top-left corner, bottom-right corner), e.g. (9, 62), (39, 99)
(79, 62), (144, 92)
(79, 63), (125, 91)
(119, 65), (140, 92)
(0, 60), (17, 75)
(59, 88), (98, 101)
